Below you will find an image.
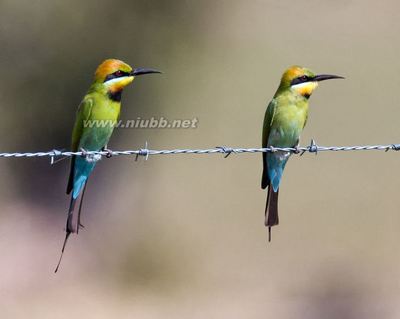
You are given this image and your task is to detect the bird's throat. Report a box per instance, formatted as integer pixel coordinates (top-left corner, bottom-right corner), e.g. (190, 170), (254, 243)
(108, 89), (122, 102)
(292, 82), (318, 98)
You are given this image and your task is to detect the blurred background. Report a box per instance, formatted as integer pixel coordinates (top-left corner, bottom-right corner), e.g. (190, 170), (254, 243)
(0, 0), (399, 317)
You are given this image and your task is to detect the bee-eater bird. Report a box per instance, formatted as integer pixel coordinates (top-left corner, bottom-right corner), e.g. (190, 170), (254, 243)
(262, 66), (343, 241)
(55, 59), (161, 272)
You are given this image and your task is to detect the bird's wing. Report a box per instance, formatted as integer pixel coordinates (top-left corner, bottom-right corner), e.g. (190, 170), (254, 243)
(303, 111), (308, 129)
(261, 99), (277, 189)
(71, 97), (94, 151)
(66, 97), (94, 194)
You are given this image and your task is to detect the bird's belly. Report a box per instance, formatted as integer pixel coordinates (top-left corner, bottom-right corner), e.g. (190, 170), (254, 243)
(79, 126), (114, 151)
(79, 101), (119, 151)
(268, 123), (302, 148)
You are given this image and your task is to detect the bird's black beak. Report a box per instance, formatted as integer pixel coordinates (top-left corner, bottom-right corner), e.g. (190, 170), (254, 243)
(313, 74), (345, 82)
(131, 67), (162, 76)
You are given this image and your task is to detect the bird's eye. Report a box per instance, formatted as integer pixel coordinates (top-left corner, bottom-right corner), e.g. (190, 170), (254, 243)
(114, 70), (123, 77)
(301, 75), (308, 81)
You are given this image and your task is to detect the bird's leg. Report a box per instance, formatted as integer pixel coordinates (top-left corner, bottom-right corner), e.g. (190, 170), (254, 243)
(102, 145), (113, 158)
(80, 147), (88, 157)
(292, 140), (301, 154)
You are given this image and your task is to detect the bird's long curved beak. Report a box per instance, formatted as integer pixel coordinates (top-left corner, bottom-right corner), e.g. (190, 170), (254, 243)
(314, 74), (345, 82)
(131, 67), (162, 76)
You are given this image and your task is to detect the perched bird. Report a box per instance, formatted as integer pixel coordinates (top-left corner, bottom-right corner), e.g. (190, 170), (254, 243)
(55, 59), (161, 272)
(262, 66), (343, 241)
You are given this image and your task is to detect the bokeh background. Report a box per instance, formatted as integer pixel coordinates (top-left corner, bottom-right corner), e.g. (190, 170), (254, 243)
(0, 0), (399, 317)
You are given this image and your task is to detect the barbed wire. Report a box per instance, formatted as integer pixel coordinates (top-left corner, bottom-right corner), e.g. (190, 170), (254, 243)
(1, 139), (400, 164)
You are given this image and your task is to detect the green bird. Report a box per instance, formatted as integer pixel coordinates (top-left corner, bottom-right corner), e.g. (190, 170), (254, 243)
(262, 66), (343, 241)
(55, 59), (161, 272)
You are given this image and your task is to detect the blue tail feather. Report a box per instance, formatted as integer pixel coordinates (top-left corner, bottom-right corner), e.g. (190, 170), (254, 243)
(72, 156), (96, 199)
(267, 152), (289, 192)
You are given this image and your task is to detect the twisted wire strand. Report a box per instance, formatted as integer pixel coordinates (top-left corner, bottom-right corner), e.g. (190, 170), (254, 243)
(0, 140), (399, 162)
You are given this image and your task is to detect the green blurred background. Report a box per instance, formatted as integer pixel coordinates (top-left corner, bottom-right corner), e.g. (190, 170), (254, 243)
(1, 0), (399, 317)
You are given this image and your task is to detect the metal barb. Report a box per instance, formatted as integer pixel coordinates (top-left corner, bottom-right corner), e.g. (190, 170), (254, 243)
(4, 141), (400, 161)
(308, 139), (318, 155)
(50, 149), (63, 165)
(392, 144), (400, 151)
(216, 146), (235, 158)
(135, 142), (150, 161)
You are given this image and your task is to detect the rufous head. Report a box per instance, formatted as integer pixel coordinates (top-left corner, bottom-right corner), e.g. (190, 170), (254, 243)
(277, 65), (344, 98)
(94, 59), (161, 93)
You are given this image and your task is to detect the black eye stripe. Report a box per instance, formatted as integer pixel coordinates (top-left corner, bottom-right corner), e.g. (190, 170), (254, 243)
(291, 75), (313, 86)
(104, 70), (131, 82)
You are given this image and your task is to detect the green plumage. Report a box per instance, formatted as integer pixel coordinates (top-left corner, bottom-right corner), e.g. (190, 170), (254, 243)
(67, 85), (121, 198)
(56, 59), (161, 273)
(262, 66), (343, 241)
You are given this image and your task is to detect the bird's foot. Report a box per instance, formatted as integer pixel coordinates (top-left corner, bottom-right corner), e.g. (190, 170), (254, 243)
(292, 145), (301, 154)
(102, 147), (113, 158)
(293, 144), (307, 156)
(81, 148), (102, 162)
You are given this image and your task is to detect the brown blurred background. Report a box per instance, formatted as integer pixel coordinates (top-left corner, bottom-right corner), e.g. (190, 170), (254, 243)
(0, 0), (400, 317)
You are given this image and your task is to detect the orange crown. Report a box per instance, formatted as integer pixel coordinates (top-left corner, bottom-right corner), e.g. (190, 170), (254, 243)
(94, 59), (133, 82)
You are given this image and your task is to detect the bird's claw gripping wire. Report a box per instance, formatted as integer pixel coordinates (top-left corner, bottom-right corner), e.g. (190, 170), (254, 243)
(80, 148), (88, 157)
(102, 147), (113, 158)
(80, 148), (102, 163)
(291, 144), (307, 156)
(269, 146), (277, 153)
(216, 146), (235, 158)
(292, 145), (303, 155)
